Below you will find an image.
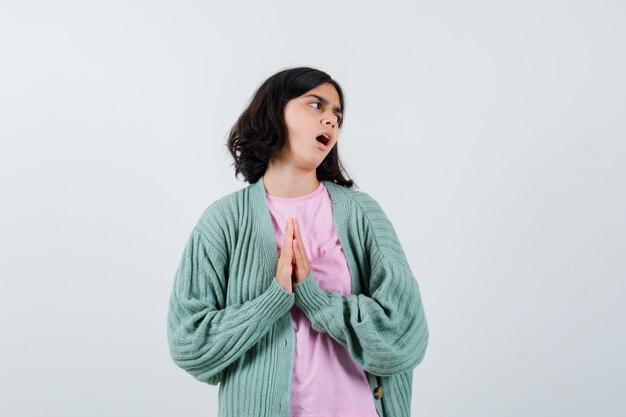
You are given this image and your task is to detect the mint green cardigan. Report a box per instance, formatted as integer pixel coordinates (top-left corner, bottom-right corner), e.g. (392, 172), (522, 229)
(167, 175), (429, 417)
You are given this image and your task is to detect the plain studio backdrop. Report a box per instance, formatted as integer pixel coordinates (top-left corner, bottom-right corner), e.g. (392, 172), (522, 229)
(0, 1), (624, 416)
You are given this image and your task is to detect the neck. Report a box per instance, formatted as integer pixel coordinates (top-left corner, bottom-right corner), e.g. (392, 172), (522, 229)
(263, 159), (320, 198)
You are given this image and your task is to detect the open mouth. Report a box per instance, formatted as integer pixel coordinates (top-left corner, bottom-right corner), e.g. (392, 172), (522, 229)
(316, 134), (330, 146)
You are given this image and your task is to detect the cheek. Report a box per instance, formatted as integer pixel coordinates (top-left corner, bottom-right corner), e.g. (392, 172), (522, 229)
(286, 124), (312, 143)
(283, 108), (317, 146)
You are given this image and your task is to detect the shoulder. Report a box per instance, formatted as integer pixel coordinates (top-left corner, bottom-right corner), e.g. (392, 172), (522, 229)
(329, 183), (409, 267)
(326, 182), (391, 225)
(194, 184), (251, 243)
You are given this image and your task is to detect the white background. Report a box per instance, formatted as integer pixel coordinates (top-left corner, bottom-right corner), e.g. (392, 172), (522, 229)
(1, 1), (624, 416)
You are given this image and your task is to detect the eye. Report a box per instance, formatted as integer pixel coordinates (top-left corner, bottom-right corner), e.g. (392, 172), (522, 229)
(310, 101), (343, 125)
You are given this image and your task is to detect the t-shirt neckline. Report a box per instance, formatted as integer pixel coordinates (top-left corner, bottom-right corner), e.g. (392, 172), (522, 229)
(265, 181), (325, 203)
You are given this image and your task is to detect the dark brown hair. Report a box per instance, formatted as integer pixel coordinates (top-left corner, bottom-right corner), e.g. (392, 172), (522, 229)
(225, 66), (356, 188)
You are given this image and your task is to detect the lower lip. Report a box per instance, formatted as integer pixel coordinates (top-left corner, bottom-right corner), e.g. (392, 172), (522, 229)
(315, 139), (329, 150)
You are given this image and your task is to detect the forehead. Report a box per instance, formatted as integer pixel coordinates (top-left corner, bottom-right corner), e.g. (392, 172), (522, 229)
(300, 83), (341, 106)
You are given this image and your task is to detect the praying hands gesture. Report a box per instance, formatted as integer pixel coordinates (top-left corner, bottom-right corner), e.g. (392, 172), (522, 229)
(275, 217), (311, 293)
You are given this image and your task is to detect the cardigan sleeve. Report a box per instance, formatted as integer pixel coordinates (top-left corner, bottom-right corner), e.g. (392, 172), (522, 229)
(167, 225), (295, 385)
(293, 195), (429, 376)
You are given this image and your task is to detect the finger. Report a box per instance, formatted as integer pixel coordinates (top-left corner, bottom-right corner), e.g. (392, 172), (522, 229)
(285, 221), (294, 258)
(291, 223), (303, 261)
(292, 238), (301, 276)
(293, 218), (305, 251)
(281, 217), (293, 258)
(292, 238), (300, 261)
(291, 218), (301, 258)
(293, 218), (308, 260)
(291, 218), (300, 253)
(281, 217), (290, 246)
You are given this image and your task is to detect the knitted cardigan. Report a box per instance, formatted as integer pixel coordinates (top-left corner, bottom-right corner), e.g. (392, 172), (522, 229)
(167, 175), (429, 417)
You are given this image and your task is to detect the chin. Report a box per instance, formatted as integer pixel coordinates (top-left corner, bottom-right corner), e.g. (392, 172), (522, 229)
(302, 157), (323, 171)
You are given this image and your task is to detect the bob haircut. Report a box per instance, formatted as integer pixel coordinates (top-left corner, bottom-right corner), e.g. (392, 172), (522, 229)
(226, 66), (356, 188)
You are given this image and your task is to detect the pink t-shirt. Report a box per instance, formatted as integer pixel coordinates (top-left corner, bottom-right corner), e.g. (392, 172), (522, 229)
(265, 181), (379, 417)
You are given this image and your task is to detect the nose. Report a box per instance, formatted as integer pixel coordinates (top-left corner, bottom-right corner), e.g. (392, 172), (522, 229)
(321, 114), (337, 129)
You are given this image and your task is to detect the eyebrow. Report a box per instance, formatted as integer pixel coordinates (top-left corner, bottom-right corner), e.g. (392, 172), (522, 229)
(303, 94), (343, 116)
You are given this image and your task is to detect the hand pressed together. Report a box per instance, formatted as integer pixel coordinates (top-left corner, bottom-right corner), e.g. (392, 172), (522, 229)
(275, 217), (311, 293)
(290, 217), (311, 284)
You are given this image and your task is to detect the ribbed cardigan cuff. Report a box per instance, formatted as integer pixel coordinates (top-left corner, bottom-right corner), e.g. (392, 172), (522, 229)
(260, 278), (296, 322)
(293, 271), (329, 315)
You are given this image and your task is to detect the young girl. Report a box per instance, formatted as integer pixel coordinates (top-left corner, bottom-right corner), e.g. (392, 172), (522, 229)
(167, 67), (429, 417)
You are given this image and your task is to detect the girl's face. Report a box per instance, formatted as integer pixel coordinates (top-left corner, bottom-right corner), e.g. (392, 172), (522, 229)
(278, 82), (343, 170)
